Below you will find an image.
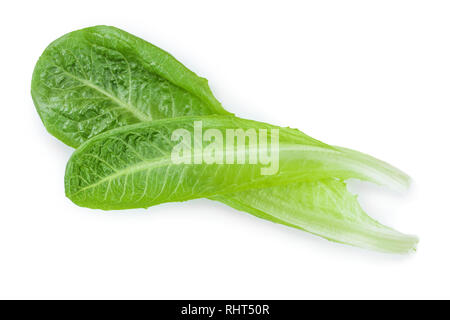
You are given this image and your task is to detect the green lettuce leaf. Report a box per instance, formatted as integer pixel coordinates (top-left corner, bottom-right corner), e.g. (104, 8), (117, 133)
(32, 25), (231, 147)
(65, 115), (409, 208)
(33, 26), (416, 253)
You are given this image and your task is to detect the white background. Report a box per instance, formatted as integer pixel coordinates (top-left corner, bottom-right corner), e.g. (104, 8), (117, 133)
(1, 0), (449, 299)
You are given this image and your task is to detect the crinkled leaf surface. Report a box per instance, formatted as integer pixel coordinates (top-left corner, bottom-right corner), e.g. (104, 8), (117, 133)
(32, 25), (231, 147)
